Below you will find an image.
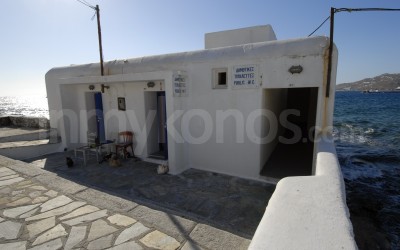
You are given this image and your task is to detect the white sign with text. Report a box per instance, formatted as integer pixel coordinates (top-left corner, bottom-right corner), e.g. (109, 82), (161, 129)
(173, 73), (188, 97)
(232, 64), (260, 89)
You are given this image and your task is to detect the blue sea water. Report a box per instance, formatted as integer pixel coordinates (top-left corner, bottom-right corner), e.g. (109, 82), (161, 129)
(0, 96), (49, 118)
(334, 91), (400, 249)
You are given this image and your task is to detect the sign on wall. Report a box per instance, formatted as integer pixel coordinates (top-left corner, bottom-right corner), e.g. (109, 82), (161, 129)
(173, 73), (188, 97)
(232, 64), (260, 89)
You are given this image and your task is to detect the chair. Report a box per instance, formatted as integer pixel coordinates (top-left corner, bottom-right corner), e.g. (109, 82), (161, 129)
(115, 131), (134, 158)
(74, 132), (101, 166)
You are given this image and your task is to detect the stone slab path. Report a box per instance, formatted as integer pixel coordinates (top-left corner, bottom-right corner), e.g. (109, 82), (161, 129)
(0, 156), (251, 250)
(25, 152), (275, 238)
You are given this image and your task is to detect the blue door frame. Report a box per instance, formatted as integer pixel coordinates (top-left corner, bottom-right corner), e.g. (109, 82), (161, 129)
(94, 92), (106, 143)
(157, 91), (168, 159)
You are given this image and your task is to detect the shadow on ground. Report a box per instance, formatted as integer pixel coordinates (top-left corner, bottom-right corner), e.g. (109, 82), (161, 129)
(25, 152), (275, 238)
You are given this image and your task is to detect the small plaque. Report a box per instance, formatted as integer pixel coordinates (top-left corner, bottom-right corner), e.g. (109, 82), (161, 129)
(173, 73), (188, 97)
(232, 65), (260, 89)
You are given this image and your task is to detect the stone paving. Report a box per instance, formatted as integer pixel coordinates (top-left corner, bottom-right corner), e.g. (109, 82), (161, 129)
(0, 155), (252, 249)
(25, 152), (275, 238)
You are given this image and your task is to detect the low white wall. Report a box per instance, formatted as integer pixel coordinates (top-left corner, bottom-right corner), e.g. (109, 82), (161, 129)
(0, 143), (62, 161)
(249, 135), (357, 250)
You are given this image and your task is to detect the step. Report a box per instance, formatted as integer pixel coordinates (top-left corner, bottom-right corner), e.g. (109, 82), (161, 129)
(0, 139), (62, 160)
(0, 127), (50, 143)
(142, 157), (168, 166)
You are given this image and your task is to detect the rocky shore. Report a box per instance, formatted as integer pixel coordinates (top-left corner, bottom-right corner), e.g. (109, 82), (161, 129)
(0, 116), (49, 129)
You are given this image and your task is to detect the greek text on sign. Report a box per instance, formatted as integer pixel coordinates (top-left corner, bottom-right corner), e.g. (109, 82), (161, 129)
(173, 73), (188, 97)
(232, 65), (260, 89)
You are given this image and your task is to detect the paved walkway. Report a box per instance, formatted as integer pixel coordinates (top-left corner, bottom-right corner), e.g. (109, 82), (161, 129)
(0, 155), (252, 250)
(25, 152), (275, 238)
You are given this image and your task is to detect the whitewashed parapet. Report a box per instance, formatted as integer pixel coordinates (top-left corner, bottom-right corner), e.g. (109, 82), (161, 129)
(249, 135), (357, 250)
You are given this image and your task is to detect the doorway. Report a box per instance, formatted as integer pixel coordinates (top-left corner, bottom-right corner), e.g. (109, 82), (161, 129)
(260, 87), (318, 179)
(145, 91), (168, 160)
(85, 92), (105, 143)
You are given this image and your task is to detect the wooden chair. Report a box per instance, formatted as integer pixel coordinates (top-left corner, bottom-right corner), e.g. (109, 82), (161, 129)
(115, 131), (134, 158)
(74, 131), (101, 166)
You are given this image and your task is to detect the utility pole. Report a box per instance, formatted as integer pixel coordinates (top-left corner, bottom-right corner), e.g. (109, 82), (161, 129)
(95, 5), (104, 76)
(326, 7), (335, 98)
(325, 7), (400, 97)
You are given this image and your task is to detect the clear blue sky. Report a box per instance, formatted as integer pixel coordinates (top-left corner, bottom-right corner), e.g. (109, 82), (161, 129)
(0, 0), (399, 96)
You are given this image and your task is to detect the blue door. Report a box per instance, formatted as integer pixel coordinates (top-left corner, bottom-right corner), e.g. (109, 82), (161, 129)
(157, 91), (168, 159)
(94, 92), (106, 143)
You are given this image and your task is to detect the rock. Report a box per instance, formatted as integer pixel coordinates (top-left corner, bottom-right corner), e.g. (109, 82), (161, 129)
(87, 234), (114, 250)
(108, 241), (143, 250)
(32, 224), (68, 246)
(27, 216), (56, 238)
(29, 238), (63, 250)
(20, 207), (39, 219)
(64, 225), (87, 250)
(3, 204), (40, 218)
(87, 219), (118, 241)
(140, 230), (180, 250)
(63, 210), (108, 226)
(26, 201), (86, 221)
(6, 197), (31, 207)
(114, 222), (150, 245)
(107, 214), (136, 227)
(59, 205), (100, 221)
(32, 196), (49, 204)
(0, 241), (27, 250)
(44, 190), (58, 198)
(40, 195), (72, 212)
(0, 177), (25, 187)
(0, 221), (22, 240)
(128, 206), (195, 242)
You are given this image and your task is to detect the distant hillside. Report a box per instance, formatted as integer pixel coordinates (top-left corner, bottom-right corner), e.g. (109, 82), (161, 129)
(336, 73), (400, 91)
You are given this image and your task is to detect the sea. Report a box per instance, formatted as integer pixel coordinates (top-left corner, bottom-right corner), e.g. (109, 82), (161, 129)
(334, 91), (400, 249)
(0, 96), (49, 118)
(0, 93), (399, 248)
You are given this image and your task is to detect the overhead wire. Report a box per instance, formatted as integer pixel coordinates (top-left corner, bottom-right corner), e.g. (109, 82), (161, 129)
(76, 0), (96, 10)
(81, 0), (94, 6)
(307, 7), (400, 37)
(308, 16), (330, 37)
(335, 8), (400, 13)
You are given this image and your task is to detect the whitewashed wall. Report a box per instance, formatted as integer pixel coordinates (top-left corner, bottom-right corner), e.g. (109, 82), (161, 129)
(46, 36), (334, 181)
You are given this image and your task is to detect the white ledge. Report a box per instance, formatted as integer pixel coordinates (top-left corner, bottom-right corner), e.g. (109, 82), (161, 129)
(249, 135), (357, 250)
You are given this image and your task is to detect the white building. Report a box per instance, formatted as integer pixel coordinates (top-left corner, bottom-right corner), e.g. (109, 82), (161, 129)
(46, 25), (338, 182)
(46, 25), (358, 249)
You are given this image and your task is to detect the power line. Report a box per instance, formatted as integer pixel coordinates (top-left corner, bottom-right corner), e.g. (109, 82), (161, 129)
(308, 16), (330, 37)
(75, 0), (104, 76)
(76, 0), (96, 10)
(325, 7), (400, 97)
(335, 8), (400, 13)
(307, 8), (400, 37)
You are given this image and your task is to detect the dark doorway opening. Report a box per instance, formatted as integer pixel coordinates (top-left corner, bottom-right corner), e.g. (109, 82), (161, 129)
(148, 91), (168, 160)
(261, 87), (318, 179)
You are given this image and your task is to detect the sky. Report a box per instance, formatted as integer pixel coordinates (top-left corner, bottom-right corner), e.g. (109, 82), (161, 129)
(0, 0), (399, 96)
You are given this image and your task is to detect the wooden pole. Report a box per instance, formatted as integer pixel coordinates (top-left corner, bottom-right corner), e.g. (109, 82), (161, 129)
(326, 7), (335, 97)
(95, 5), (104, 76)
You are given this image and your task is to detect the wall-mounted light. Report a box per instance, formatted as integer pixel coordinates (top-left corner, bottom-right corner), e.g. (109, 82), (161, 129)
(289, 65), (303, 74)
(147, 81), (155, 88)
(101, 84), (110, 93)
(89, 85), (95, 90)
